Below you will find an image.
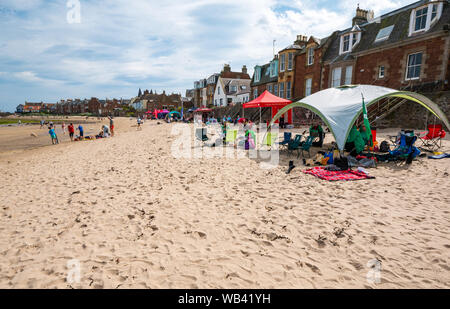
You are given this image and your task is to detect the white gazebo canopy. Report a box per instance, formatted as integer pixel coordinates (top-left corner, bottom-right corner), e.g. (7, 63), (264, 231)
(269, 85), (450, 151)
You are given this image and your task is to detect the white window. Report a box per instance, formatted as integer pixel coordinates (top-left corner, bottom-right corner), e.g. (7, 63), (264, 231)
(410, 2), (443, 36)
(280, 54), (286, 72)
(431, 3), (438, 21)
(345, 66), (353, 85)
(332, 67), (342, 87)
(343, 35), (350, 53)
(220, 98), (223, 105)
(406, 52), (422, 80)
(218, 87), (220, 95)
(279, 82), (285, 98)
(270, 61), (278, 77)
(254, 67), (261, 83)
(305, 78), (312, 97)
(288, 53), (293, 70)
(307, 48), (314, 66)
(268, 84), (273, 94)
(414, 6), (428, 32)
(215, 99), (217, 105)
(286, 81), (292, 99)
(379, 66), (385, 79)
(352, 33), (358, 46)
(375, 25), (394, 42)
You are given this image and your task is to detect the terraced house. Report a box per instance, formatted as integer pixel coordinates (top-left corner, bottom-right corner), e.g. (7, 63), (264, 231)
(250, 56), (279, 100)
(320, 0), (450, 126)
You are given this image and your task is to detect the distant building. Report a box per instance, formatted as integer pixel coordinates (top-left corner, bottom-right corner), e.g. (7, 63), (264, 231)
(213, 76), (251, 106)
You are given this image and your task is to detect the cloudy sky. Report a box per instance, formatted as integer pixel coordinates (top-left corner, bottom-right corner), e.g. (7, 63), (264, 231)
(0, 0), (415, 112)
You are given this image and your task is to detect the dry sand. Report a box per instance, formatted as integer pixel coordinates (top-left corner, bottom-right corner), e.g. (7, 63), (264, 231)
(0, 119), (449, 289)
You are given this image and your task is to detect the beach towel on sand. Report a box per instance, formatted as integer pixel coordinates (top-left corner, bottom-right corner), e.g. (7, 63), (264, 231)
(303, 167), (375, 181)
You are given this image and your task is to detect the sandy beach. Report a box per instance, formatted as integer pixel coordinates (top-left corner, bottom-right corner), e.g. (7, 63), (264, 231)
(0, 119), (449, 289)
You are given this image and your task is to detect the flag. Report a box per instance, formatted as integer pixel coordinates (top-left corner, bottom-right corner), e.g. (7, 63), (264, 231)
(362, 99), (373, 147)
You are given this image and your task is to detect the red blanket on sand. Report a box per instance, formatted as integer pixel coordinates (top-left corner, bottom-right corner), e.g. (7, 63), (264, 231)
(303, 167), (375, 181)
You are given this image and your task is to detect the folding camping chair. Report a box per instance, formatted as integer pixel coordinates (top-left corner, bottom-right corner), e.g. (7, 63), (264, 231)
(418, 124), (446, 152)
(300, 136), (315, 158)
(195, 127), (208, 146)
(287, 134), (302, 158)
(390, 133), (420, 164)
(278, 132), (292, 151)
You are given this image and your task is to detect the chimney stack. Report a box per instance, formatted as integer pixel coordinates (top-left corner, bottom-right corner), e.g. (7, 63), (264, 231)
(294, 35), (308, 47)
(242, 65), (247, 74)
(352, 5), (372, 26)
(223, 64), (231, 73)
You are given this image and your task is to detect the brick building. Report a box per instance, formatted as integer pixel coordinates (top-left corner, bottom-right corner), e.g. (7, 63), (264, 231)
(277, 35), (308, 100)
(251, 56), (279, 100)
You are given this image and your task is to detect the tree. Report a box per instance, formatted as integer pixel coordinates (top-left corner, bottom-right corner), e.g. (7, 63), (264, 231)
(138, 88), (142, 97)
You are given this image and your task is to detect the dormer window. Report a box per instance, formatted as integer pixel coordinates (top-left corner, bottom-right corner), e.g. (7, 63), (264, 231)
(339, 28), (361, 55)
(414, 6), (428, 31)
(409, 1), (444, 36)
(343, 35), (350, 52)
(254, 67), (261, 83)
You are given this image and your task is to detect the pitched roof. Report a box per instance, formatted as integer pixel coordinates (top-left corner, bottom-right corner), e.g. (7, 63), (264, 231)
(251, 63), (278, 86)
(220, 71), (251, 79)
(323, 0), (450, 63)
(221, 78), (251, 95)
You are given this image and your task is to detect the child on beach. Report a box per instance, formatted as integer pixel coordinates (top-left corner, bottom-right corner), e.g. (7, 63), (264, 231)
(137, 118), (142, 130)
(68, 123), (75, 141)
(48, 126), (59, 144)
(109, 117), (115, 136)
(78, 125), (84, 139)
(61, 122), (66, 135)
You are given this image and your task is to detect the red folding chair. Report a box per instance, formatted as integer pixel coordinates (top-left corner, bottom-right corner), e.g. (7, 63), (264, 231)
(418, 124), (446, 152)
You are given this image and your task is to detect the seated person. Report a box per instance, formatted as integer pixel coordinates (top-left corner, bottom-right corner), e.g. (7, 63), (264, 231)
(345, 125), (365, 157)
(359, 124), (371, 147)
(309, 123), (324, 147)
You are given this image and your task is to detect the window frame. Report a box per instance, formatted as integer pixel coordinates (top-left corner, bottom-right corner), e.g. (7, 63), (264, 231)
(305, 78), (312, 97)
(342, 35), (350, 53)
(307, 47), (314, 66)
(332, 67), (342, 88)
(286, 81), (292, 99)
(280, 54), (286, 72)
(414, 6), (428, 32)
(279, 82), (285, 98)
(345, 66), (353, 85)
(288, 53), (294, 71)
(405, 52), (423, 81)
(378, 66), (385, 79)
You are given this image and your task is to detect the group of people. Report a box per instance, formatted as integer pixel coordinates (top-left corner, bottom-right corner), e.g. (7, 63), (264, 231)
(44, 116), (115, 145)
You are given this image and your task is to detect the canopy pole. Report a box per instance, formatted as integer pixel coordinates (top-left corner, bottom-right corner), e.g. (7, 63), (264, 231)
(259, 107), (262, 125)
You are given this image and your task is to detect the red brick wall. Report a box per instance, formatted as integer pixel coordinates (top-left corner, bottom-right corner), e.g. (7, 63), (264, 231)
(294, 47), (324, 98)
(354, 37), (447, 90)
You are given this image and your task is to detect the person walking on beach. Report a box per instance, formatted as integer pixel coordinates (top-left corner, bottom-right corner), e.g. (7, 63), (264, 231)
(61, 122), (66, 135)
(40, 119), (44, 129)
(68, 123), (75, 141)
(109, 116), (115, 136)
(137, 117), (142, 130)
(78, 124), (84, 139)
(48, 126), (59, 144)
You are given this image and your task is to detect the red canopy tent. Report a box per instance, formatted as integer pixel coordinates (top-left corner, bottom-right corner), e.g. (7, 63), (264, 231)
(243, 90), (292, 125)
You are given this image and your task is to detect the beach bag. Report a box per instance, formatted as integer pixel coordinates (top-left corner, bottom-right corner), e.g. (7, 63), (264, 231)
(380, 141), (390, 153)
(248, 136), (256, 149)
(334, 156), (349, 170)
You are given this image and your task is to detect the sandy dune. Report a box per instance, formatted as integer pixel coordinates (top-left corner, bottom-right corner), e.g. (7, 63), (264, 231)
(0, 119), (449, 289)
